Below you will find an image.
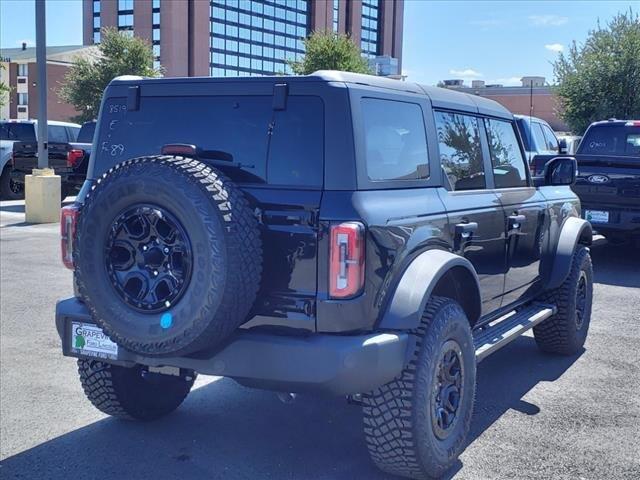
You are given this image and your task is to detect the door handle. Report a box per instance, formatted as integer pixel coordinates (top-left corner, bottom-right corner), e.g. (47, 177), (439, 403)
(455, 222), (478, 239)
(508, 214), (526, 230)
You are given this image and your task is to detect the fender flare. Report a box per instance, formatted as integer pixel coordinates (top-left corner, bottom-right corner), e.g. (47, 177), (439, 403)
(547, 216), (592, 290)
(379, 249), (481, 330)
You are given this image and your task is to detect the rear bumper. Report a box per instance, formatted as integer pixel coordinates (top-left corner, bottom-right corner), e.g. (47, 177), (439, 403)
(10, 168), (74, 185)
(582, 204), (640, 234)
(56, 297), (410, 396)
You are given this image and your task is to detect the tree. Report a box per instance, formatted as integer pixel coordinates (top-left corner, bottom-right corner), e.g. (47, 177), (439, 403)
(289, 31), (372, 75)
(59, 28), (160, 122)
(553, 10), (640, 134)
(0, 64), (11, 108)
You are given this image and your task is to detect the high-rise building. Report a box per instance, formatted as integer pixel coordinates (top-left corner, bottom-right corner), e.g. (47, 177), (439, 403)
(83, 0), (404, 78)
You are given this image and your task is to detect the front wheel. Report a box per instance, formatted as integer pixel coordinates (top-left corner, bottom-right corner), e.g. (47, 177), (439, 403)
(534, 246), (593, 355)
(362, 297), (476, 479)
(78, 359), (195, 421)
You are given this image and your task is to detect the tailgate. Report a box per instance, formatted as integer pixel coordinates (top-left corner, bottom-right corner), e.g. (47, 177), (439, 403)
(12, 141), (71, 173)
(573, 155), (640, 207)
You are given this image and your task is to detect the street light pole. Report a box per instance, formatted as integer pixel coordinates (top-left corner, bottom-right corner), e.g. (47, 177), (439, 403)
(35, 0), (48, 169)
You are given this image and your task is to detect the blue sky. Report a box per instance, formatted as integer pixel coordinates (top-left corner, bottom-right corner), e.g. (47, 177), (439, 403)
(0, 0), (635, 86)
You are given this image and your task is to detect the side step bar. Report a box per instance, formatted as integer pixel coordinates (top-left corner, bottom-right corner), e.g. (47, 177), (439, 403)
(473, 303), (556, 362)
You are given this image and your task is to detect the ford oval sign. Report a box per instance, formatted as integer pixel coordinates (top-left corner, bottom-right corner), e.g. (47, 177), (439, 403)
(587, 174), (610, 184)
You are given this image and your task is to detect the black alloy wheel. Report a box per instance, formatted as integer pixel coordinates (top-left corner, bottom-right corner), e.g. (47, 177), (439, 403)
(105, 204), (192, 313)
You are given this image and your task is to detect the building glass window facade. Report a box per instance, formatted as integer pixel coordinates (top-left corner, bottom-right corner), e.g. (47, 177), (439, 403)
(17, 64), (28, 76)
(209, 0), (309, 77)
(152, 0), (161, 70)
(118, 0), (134, 33)
(332, 0), (339, 32)
(361, 0), (380, 58)
(18, 93), (28, 106)
(92, 0), (101, 43)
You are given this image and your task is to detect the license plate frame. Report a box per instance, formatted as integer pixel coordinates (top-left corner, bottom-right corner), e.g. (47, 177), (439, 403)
(585, 209), (609, 224)
(70, 322), (119, 360)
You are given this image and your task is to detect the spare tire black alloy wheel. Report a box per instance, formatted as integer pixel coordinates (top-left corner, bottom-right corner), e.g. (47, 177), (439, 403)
(75, 156), (262, 357)
(106, 204), (192, 313)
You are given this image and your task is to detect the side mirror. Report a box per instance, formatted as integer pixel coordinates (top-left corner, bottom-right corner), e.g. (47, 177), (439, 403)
(558, 138), (568, 155)
(537, 156), (576, 186)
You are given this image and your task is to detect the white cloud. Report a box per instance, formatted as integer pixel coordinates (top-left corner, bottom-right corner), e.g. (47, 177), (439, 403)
(449, 68), (482, 78)
(529, 15), (568, 27)
(545, 43), (564, 53)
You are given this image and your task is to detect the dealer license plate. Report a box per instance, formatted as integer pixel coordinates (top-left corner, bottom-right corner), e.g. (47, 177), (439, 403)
(70, 322), (118, 360)
(585, 210), (609, 224)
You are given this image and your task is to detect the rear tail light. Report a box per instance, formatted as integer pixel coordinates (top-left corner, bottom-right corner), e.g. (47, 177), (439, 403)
(60, 205), (80, 270)
(625, 121), (640, 127)
(66, 149), (85, 168)
(329, 222), (365, 299)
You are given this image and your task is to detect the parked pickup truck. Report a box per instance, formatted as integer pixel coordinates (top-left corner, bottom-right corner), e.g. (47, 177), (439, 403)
(570, 119), (640, 244)
(10, 121), (94, 199)
(1, 120), (81, 199)
(514, 114), (568, 174)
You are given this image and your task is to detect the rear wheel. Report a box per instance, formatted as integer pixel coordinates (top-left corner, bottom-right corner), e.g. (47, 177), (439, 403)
(77, 359), (195, 421)
(534, 246), (593, 355)
(0, 166), (24, 200)
(362, 297), (476, 479)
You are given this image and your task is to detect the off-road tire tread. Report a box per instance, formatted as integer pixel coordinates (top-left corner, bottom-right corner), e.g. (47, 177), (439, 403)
(75, 155), (262, 356)
(362, 296), (474, 480)
(533, 246), (592, 355)
(77, 359), (193, 421)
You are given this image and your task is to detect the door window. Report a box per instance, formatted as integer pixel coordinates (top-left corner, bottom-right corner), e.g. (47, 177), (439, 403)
(361, 98), (429, 181)
(485, 119), (528, 188)
(531, 123), (551, 153)
(47, 125), (68, 143)
(434, 111), (485, 190)
(541, 124), (559, 152)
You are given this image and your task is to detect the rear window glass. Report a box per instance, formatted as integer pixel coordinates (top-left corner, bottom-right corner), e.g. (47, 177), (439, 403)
(77, 122), (96, 143)
(361, 98), (429, 181)
(579, 125), (640, 156)
(95, 95), (324, 187)
(0, 123), (35, 142)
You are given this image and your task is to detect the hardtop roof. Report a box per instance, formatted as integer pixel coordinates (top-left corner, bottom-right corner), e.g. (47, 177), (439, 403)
(110, 70), (513, 120)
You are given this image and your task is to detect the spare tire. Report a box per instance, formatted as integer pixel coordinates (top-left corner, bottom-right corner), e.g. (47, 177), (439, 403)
(75, 155), (262, 357)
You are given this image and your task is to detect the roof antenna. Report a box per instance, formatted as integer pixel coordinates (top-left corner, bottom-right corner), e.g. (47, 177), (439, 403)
(529, 79), (534, 162)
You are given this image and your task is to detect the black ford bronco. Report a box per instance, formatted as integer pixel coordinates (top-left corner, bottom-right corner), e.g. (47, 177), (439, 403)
(56, 71), (593, 479)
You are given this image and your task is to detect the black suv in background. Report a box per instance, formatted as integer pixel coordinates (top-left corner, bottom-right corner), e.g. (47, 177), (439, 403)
(56, 72), (592, 479)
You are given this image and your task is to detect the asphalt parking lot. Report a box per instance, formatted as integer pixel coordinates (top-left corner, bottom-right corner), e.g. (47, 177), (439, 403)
(1, 199), (639, 480)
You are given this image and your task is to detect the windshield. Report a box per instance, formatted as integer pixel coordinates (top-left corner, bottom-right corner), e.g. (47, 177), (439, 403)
(0, 123), (36, 142)
(578, 125), (640, 157)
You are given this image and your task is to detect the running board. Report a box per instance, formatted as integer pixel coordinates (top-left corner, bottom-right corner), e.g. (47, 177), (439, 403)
(474, 303), (556, 362)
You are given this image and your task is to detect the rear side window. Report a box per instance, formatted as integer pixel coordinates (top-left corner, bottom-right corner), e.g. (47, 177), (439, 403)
(67, 126), (80, 142)
(361, 98), (429, 181)
(95, 95), (323, 187)
(485, 119), (528, 188)
(579, 125), (640, 156)
(0, 123), (36, 141)
(435, 111), (485, 191)
(48, 125), (68, 143)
